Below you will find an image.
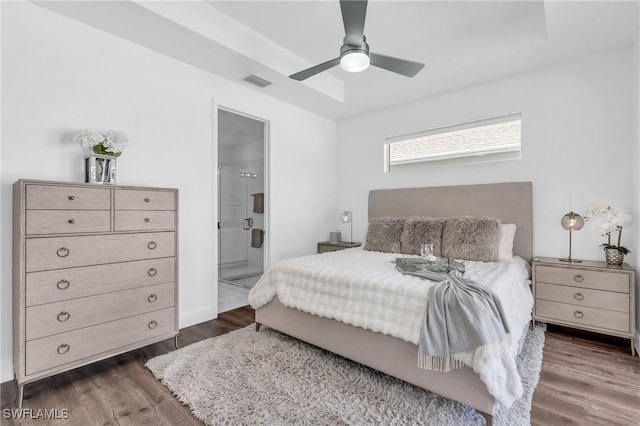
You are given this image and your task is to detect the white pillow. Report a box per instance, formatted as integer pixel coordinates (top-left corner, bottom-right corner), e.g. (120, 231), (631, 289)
(498, 224), (517, 261)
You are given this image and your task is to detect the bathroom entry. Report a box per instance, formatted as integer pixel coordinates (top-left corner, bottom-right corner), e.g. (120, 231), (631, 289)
(217, 108), (267, 309)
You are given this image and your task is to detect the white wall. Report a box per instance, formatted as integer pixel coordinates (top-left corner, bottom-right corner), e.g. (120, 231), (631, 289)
(0, 2), (337, 382)
(337, 48), (636, 264)
(632, 29), (640, 356)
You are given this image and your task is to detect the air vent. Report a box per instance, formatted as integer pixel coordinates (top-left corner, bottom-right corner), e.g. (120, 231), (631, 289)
(243, 74), (272, 88)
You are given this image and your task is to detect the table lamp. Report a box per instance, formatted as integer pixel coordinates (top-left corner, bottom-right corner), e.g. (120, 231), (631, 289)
(340, 211), (353, 244)
(559, 211), (584, 262)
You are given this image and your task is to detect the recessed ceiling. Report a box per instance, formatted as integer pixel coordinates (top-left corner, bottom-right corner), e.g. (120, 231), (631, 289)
(35, 1), (639, 120)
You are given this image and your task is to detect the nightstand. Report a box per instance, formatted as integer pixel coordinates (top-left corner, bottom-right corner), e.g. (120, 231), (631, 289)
(532, 257), (636, 355)
(317, 241), (362, 253)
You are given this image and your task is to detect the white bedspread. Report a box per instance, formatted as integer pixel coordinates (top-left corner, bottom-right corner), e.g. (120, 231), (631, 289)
(249, 247), (533, 407)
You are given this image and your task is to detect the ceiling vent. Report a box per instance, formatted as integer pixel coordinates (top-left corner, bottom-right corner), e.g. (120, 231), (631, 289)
(243, 74), (272, 88)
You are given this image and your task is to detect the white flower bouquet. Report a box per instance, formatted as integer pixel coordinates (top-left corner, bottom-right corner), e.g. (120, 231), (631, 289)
(73, 129), (129, 157)
(584, 205), (633, 255)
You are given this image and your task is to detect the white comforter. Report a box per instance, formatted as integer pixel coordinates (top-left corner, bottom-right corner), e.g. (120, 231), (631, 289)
(249, 247), (533, 407)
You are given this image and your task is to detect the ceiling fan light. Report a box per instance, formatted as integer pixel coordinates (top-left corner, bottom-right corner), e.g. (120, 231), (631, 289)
(340, 51), (370, 72)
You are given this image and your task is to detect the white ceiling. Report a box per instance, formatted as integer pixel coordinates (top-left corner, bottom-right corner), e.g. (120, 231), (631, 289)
(36, 1), (639, 120)
(218, 109), (265, 147)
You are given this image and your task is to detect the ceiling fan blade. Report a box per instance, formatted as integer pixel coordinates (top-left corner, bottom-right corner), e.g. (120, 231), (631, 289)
(289, 58), (341, 81)
(370, 53), (424, 77)
(340, 0), (367, 46)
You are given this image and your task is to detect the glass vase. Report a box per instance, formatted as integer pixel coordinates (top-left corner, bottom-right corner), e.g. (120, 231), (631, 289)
(85, 154), (116, 185)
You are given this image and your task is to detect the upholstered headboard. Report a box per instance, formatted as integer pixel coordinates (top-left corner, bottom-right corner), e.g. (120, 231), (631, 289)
(368, 182), (533, 262)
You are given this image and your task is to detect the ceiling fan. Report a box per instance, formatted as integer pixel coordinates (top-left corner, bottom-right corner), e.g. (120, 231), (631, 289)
(289, 0), (424, 81)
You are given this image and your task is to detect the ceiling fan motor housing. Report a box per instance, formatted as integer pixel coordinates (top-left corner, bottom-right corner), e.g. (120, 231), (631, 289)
(340, 36), (370, 58)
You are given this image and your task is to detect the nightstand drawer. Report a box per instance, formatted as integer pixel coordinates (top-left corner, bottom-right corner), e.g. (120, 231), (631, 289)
(535, 266), (629, 293)
(536, 282), (629, 313)
(536, 300), (629, 333)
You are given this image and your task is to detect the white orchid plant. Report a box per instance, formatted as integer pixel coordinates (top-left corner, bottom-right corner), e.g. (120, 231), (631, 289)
(73, 129), (129, 157)
(584, 205), (633, 255)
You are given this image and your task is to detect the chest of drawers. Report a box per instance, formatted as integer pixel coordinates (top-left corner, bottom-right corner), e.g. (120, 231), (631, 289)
(13, 180), (179, 406)
(532, 257), (635, 355)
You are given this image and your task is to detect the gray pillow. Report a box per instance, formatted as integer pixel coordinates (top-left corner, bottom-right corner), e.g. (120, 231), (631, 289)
(441, 217), (500, 262)
(400, 217), (444, 256)
(364, 217), (405, 253)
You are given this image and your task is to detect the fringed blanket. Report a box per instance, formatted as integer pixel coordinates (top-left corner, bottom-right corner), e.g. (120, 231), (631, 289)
(400, 268), (511, 373)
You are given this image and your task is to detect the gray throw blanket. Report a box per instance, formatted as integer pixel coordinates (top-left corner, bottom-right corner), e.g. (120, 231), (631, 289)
(403, 269), (510, 372)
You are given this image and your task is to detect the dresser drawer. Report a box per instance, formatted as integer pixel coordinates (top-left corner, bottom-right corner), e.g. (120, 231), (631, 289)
(26, 257), (175, 306)
(536, 282), (629, 313)
(26, 210), (111, 235)
(535, 300), (629, 333)
(115, 189), (175, 211)
(535, 266), (629, 293)
(26, 282), (174, 340)
(26, 185), (110, 210)
(25, 308), (175, 375)
(114, 211), (175, 232)
(26, 232), (175, 272)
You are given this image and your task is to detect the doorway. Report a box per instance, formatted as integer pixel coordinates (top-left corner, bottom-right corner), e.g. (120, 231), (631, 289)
(217, 108), (268, 313)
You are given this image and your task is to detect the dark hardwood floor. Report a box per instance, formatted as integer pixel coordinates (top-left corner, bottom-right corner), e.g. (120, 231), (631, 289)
(1, 307), (638, 425)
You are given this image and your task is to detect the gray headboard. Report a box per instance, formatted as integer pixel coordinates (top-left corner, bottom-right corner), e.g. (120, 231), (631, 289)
(368, 182), (533, 262)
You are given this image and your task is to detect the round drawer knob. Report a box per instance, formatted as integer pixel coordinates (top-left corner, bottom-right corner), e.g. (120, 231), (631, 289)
(148, 268), (158, 277)
(57, 343), (70, 354)
(144, 218), (151, 223)
(57, 311), (70, 322)
(67, 196), (75, 201)
(148, 294), (158, 303)
(574, 310), (584, 319)
(148, 320), (158, 329)
(147, 241), (157, 250)
(574, 292), (584, 301)
(573, 274), (584, 283)
(57, 279), (70, 290)
(68, 219), (76, 224)
(56, 247), (70, 257)
(144, 198), (151, 202)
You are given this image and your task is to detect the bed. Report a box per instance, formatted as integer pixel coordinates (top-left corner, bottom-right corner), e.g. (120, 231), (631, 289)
(252, 182), (533, 425)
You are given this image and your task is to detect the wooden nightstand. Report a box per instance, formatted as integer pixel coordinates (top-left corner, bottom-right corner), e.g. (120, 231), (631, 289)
(532, 257), (636, 355)
(317, 241), (362, 253)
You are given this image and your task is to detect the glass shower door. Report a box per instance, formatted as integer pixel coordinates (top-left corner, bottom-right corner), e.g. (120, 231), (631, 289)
(219, 166), (250, 287)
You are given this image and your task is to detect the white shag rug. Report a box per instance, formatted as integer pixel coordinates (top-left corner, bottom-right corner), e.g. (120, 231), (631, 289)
(146, 324), (545, 425)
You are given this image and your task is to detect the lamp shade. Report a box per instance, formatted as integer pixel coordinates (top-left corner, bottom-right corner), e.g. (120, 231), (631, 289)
(340, 211), (352, 224)
(560, 212), (584, 231)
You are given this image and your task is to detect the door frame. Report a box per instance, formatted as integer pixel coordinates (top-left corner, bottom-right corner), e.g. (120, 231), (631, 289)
(215, 105), (270, 285)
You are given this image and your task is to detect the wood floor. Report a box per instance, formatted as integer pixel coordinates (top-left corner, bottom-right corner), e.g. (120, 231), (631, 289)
(1, 307), (638, 426)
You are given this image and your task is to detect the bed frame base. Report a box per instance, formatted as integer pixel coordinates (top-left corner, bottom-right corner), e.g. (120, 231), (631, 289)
(255, 298), (496, 422)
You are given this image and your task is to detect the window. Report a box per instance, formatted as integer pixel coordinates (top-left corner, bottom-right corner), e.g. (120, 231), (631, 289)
(385, 112), (521, 172)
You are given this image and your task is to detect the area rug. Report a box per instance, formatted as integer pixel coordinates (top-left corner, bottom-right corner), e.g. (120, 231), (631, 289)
(146, 324), (545, 425)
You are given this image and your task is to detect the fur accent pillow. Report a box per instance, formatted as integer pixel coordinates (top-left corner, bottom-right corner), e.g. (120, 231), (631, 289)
(364, 217), (405, 253)
(441, 217), (501, 262)
(400, 217), (444, 256)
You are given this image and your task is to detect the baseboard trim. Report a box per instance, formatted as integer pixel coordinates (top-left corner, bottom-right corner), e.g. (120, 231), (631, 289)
(180, 305), (218, 329)
(1, 358), (14, 384)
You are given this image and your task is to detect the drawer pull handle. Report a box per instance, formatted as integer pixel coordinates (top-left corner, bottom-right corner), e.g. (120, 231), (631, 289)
(57, 279), (70, 290)
(148, 268), (158, 277)
(68, 219), (76, 224)
(574, 310), (584, 319)
(144, 198), (151, 202)
(68, 196), (75, 201)
(574, 292), (584, 301)
(573, 274), (584, 283)
(144, 218), (151, 223)
(147, 241), (157, 250)
(57, 311), (70, 322)
(148, 294), (158, 303)
(148, 320), (158, 329)
(56, 247), (70, 257)
(57, 343), (70, 354)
